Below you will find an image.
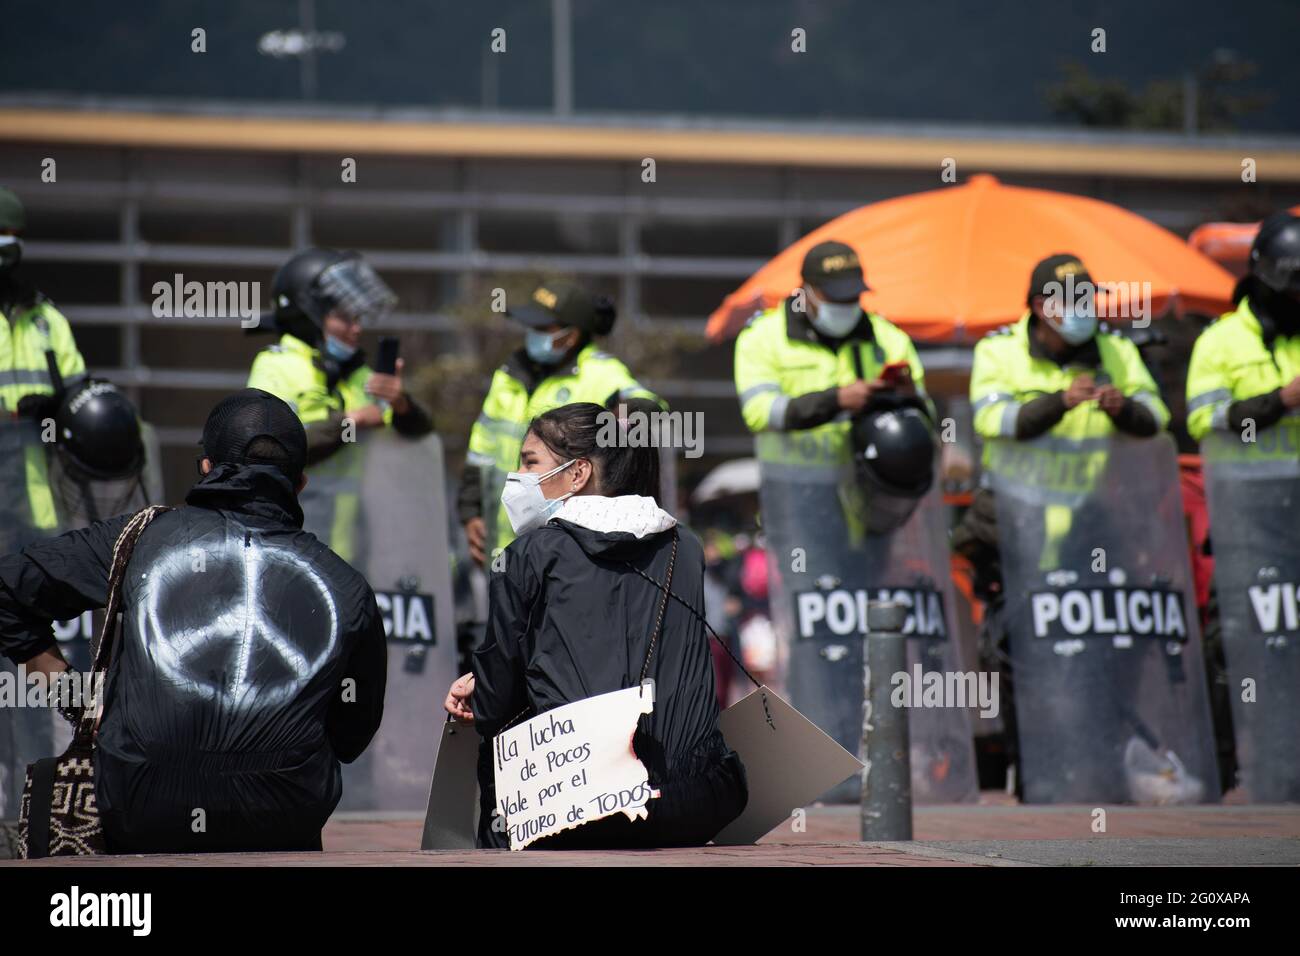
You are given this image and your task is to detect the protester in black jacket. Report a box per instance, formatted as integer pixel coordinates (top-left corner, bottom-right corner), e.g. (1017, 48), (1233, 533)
(445, 402), (747, 849)
(0, 389), (386, 853)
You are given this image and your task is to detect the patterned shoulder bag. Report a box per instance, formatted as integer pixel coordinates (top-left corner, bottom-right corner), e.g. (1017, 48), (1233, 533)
(17, 505), (169, 858)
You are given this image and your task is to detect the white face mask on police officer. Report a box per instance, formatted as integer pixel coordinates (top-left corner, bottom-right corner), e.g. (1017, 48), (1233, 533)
(500, 459), (577, 535)
(806, 286), (861, 338)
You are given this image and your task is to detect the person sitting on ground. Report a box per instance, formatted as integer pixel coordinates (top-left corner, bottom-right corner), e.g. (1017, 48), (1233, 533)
(0, 389), (387, 854)
(444, 401), (747, 849)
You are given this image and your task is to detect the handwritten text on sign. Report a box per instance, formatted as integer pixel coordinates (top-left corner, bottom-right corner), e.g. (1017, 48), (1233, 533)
(492, 683), (659, 850)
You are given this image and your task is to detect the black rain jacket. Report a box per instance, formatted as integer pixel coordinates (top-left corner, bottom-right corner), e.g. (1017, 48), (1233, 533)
(0, 463), (387, 853)
(472, 509), (747, 848)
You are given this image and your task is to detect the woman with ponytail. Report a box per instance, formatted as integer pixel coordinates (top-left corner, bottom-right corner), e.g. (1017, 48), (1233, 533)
(445, 402), (747, 849)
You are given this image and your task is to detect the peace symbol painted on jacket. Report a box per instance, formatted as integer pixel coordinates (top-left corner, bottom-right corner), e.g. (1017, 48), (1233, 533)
(133, 536), (340, 707)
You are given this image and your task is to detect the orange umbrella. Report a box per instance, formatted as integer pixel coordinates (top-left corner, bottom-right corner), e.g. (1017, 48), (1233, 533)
(1188, 206), (1300, 276)
(707, 173), (1236, 345)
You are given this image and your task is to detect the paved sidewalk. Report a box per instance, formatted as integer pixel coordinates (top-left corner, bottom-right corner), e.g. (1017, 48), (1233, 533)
(318, 797), (1300, 850)
(5, 798), (1297, 866)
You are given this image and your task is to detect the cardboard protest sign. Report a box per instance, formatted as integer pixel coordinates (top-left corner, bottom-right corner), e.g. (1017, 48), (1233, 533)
(492, 682), (658, 850)
(711, 685), (864, 845)
(420, 719), (481, 850)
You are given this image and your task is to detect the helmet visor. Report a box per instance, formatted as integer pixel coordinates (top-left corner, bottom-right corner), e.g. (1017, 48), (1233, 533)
(315, 256), (397, 324)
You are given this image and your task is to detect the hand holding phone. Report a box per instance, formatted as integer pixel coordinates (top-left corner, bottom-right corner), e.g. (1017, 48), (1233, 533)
(367, 336), (403, 413)
(375, 336), (400, 376)
(879, 361), (910, 388)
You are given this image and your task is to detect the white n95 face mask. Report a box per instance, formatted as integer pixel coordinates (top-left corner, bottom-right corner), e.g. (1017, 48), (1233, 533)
(807, 287), (861, 338)
(500, 459), (577, 535)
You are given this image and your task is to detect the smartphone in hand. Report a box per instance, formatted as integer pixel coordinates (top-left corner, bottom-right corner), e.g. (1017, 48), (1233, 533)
(879, 361), (909, 387)
(376, 336), (400, 376)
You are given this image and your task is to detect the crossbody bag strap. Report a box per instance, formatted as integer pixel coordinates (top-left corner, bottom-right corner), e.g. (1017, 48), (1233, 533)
(77, 505), (171, 742)
(637, 528), (678, 684)
(622, 553), (764, 693)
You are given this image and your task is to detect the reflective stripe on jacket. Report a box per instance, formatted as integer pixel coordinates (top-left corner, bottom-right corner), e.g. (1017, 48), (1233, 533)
(971, 314), (1168, 448)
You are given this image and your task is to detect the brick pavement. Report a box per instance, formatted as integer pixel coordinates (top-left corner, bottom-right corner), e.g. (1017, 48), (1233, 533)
(5, 796), (1296, 866)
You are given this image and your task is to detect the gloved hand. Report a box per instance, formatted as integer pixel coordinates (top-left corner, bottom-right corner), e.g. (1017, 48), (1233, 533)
(15, 392), (59, 422)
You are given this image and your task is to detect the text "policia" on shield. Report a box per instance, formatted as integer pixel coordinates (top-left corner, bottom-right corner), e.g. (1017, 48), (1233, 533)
(795, 587), (947, 640)
(374, 590), (435, 642)
(1030, 586), (1187, 641)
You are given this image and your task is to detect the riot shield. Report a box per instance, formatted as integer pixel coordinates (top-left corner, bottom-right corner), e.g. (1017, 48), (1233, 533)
(1202, 424), (1300, 802)
(758, 431), (978, 804)
(985, 433), (1220, 805)
(0, 419), (162, 819)
(299, 430), (457, 811)
(0, 425), (49, 820)
(0, 418), (50, 557)
(480, 463), (508, 561)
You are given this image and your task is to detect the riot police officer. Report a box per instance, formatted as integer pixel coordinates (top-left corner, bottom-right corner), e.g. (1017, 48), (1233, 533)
(734, 241), (929, 441)
(0, 187), (88, 548)
(1187, 213), (1300, 441)
(971, 254), (1166, 447)
(958, 255), (1222, 806)
(732, 241), (976, 803)
(1188, 213), (1300, 802)
(247, 248), (435, 573)
(959, 253), (1169, 583)
(247, 247), (433, 459)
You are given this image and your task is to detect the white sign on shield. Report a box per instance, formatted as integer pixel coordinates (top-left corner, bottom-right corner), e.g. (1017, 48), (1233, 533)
(491, 682), (659, 850)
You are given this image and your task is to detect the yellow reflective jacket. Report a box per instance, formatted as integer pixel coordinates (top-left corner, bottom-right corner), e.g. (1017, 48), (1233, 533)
(466, 343), (659, 552)
(247, 333), (397, 561)
(1, 298), (87, 531)
(246, 333), (391, 426)
(1186, 296), (1300, 443)
(733, 298), (928, 468)
(972, 314), (1168, 569)
(971, 314), (1168, 446)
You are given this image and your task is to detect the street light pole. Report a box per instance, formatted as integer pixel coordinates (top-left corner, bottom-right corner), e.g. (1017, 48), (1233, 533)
(552, 0), (573, 116)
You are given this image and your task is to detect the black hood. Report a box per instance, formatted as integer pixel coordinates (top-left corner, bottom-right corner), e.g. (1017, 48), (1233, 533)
(549, 519), (675, 563)
(1249, 285), (1300, 343)
(0, 269), (40, 314)
(185, 462), (304, 530)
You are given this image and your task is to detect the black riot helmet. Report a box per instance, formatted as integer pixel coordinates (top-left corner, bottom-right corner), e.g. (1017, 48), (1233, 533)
(271, 247), (397, 344)
(851, 400), (936, 534)
(1250, 212), (1300, 295)
(54, 379), (145, 480)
